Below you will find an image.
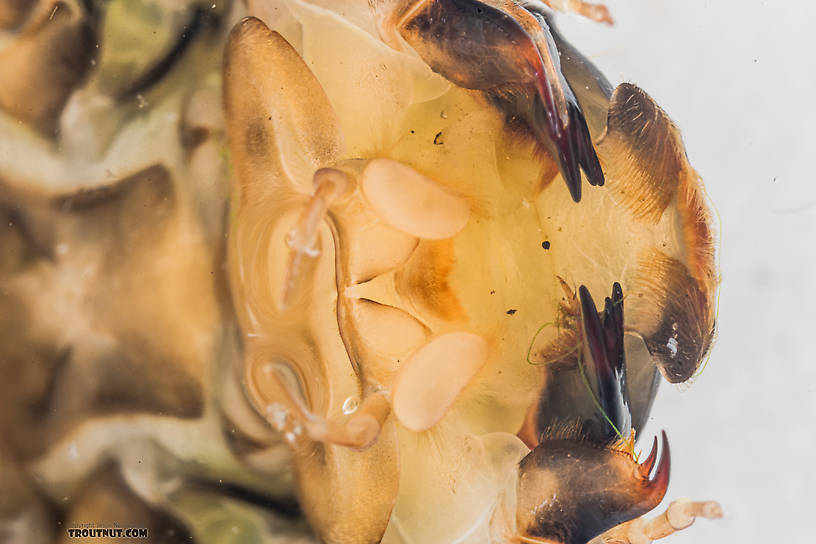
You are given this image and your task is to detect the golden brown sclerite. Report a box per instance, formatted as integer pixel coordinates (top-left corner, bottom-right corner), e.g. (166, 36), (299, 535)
(0, 166), (220, 543)
(0, 0), (34, 30)
(598, 84), (717, 383)
(0, 166), (209, 441)
(59, 468), (194, 544)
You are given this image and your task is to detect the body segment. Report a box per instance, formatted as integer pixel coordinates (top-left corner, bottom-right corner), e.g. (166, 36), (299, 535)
(224, 2), (720, 542)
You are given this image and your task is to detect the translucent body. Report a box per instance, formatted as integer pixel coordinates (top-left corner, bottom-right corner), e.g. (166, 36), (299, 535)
(0, 1), (717, 542)
(225, 2), (717, 543)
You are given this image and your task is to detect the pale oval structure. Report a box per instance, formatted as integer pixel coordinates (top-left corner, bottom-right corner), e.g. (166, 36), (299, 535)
(362, 158), (472, 240)
(392, 331), (489, 431)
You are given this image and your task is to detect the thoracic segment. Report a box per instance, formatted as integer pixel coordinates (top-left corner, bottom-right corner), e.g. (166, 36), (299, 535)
(224, 4), (720, 543)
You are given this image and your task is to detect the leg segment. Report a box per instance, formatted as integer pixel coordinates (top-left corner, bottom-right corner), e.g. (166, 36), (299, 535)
(278, 167), (352, 310)
(534, 0), (614, 24)
(260, 360), (392, 450)
(515, 431), (671, 544)
(592, 498), (723, 544)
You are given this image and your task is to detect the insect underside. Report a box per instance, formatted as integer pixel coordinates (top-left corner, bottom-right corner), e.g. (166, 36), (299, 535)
(0, 1), (721, 543)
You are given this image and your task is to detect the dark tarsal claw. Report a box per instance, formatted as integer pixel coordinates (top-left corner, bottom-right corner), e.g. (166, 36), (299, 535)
(648, 430), (671, 499)
(579, 282), (632, 440)
(574, 102), (605, 189)
(519, 8), (605, 202)
(639, 435), (658, 476)
(392, 0), (604, 202)
(527, 282), (635, 446)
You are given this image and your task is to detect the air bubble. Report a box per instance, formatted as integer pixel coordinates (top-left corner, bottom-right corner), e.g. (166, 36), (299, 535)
(342, 396), (359, 415)
(266, 403), (288, 431)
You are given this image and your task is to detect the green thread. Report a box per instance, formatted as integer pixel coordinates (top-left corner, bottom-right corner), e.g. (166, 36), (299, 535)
(526, 300), (630, 448)
(526, 322), (554, 365)
(526, 321), (583, 366)
(576, 349), (626, 443)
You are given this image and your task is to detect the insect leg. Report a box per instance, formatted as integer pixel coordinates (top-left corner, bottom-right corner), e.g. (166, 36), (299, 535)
(514, 431), (671, 544)
(279, 167), (353, 311)
(525, 282), (634, 446)
(592, 498), (723, 544)
(531, 0), (613, 24)
(481, 0), (606, 198)
(259, 359), (391, 450)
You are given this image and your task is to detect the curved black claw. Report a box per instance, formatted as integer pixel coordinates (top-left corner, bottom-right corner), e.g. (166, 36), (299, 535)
(640, 435), (659, 476)
(525, 7), (604, 202)
(516, 430), (671, 544)
(528, 282), (635, 445)
(579, 282), (632, 439)
(393, 0), (604, 202)
(528, 87), (604, 202)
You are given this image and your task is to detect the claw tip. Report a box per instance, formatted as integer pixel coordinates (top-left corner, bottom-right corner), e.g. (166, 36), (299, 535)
(639, 435), (658, 476)
(650, 430), (671, 495)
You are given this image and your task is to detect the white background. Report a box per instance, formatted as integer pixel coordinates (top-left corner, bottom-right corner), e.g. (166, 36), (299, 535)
(557, 1), (816, 542)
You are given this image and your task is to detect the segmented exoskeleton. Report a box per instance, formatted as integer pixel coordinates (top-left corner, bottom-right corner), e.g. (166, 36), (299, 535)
(224, 1), (720, 543)
(0, 0), (720, 542)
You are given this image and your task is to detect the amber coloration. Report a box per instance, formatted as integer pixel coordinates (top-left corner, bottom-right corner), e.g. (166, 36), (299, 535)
(225, 1), (718, 542)
(0, 0), (34, 29)
(597, 84), (717, 382)
(0, 0), (719, 543)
